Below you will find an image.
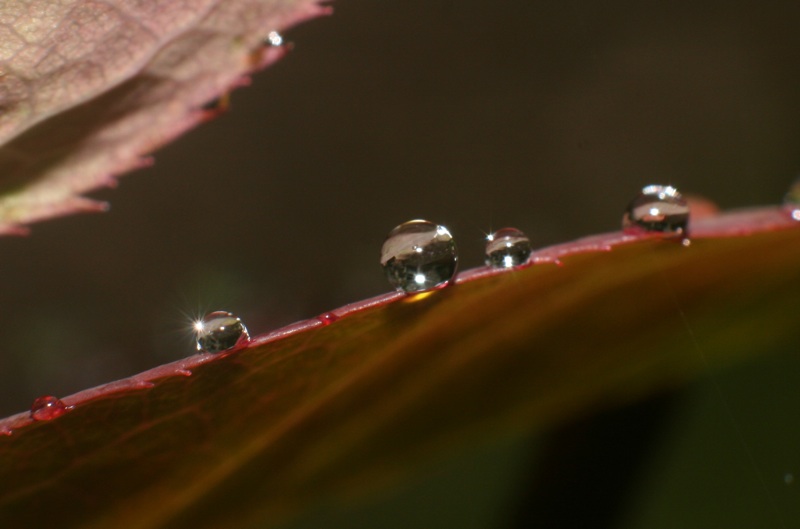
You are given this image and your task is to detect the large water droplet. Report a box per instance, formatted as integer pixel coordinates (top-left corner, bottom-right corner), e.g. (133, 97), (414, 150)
(622, 185), (689, 237)
(485, 228), (532, 269)
(381, 220), (458, 293)
(195, 311), (250, 353)
(784, 178), (800, 221)
(30, 396), (67, 421)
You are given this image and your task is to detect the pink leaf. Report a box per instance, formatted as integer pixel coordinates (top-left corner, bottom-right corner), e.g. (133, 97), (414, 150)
(0, 0), (329, 233)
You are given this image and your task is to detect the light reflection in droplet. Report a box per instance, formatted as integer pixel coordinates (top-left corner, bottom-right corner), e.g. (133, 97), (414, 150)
(622, 184), (689, 239)
(266, 31), (284, 47)
(30, 396), (68, 421)
(195, 311), (250, 353)
(485, 227), (532, 269)
(380, 220), (458, 293)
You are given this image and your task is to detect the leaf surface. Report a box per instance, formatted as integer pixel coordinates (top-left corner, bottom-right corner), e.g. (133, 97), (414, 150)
(0, 0), (328, 233)
(0, 208), (798, 528)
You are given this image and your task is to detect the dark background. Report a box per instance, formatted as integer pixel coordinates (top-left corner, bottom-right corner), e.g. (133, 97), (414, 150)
(1, 1), (800, 526)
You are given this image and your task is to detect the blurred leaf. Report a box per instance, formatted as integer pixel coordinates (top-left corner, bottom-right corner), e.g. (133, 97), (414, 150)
(0, 0), (328, 233)
(0, 210), (798, 528)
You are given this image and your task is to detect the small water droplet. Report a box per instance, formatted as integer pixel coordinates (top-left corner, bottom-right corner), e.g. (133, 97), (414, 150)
(785, 473), (795, 485)
(265, 31), (284, 47)
(381, 220), (458, 293)
(623, 185), (689, 238)
(485, 228), (532, 269)
(30, 396), (67, 421)
(783, 178), (800, 220)
(318, 312), (339, 326)
(195, 311), (250, 353)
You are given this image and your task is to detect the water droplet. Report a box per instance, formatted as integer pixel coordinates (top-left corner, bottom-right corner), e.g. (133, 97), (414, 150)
(381, 220), (458, 293)
(30, 396), (67, 421)
(783, 178), (800, 221)
(265, 31), (284, 47)
(622, 185), (689, 237)
(195, 311), (250, 353)
(485, 228), (532, 269)
(785, 473), (795, 485)
(318, 312), (339, 326)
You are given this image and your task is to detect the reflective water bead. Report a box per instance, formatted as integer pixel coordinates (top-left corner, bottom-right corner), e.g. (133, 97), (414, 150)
(195, 311), (250, 353)
(318, 312), (339, 326)
(485, 228), (532, 269)
(381, 220), (458, 293)
(784, 178), (800, 221)
(30, 396), (67, 421)
(622, 185), (689, 237)
(265, 31), (284, 47)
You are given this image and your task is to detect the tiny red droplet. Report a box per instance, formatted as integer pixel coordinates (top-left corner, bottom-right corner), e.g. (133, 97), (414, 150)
(30, 396), (67, 421)
(318, 312), (339, 326)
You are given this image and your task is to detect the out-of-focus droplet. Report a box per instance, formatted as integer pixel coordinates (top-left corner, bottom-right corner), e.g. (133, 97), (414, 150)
(783, 178), (800, 221)
(381, 220), (458, 293)
(485, 228), (532, 269)
(195, 311), (250, 353)
(265, 31), (284, 47)
(785, 473), (795, 485)
(30, 396), (67, 421)
(318, 312), (339, 326)
(622, 185), (690, 238)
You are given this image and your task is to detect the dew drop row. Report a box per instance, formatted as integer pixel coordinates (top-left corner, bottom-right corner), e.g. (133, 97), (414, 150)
(380, 185), (693, 294)
(22, 180), (800, 423)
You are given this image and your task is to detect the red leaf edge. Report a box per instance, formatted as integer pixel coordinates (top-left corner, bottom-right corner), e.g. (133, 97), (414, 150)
(0, 205), (795, 434)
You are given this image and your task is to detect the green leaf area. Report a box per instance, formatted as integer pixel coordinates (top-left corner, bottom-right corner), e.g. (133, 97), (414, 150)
(1, 212), (799, 529)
